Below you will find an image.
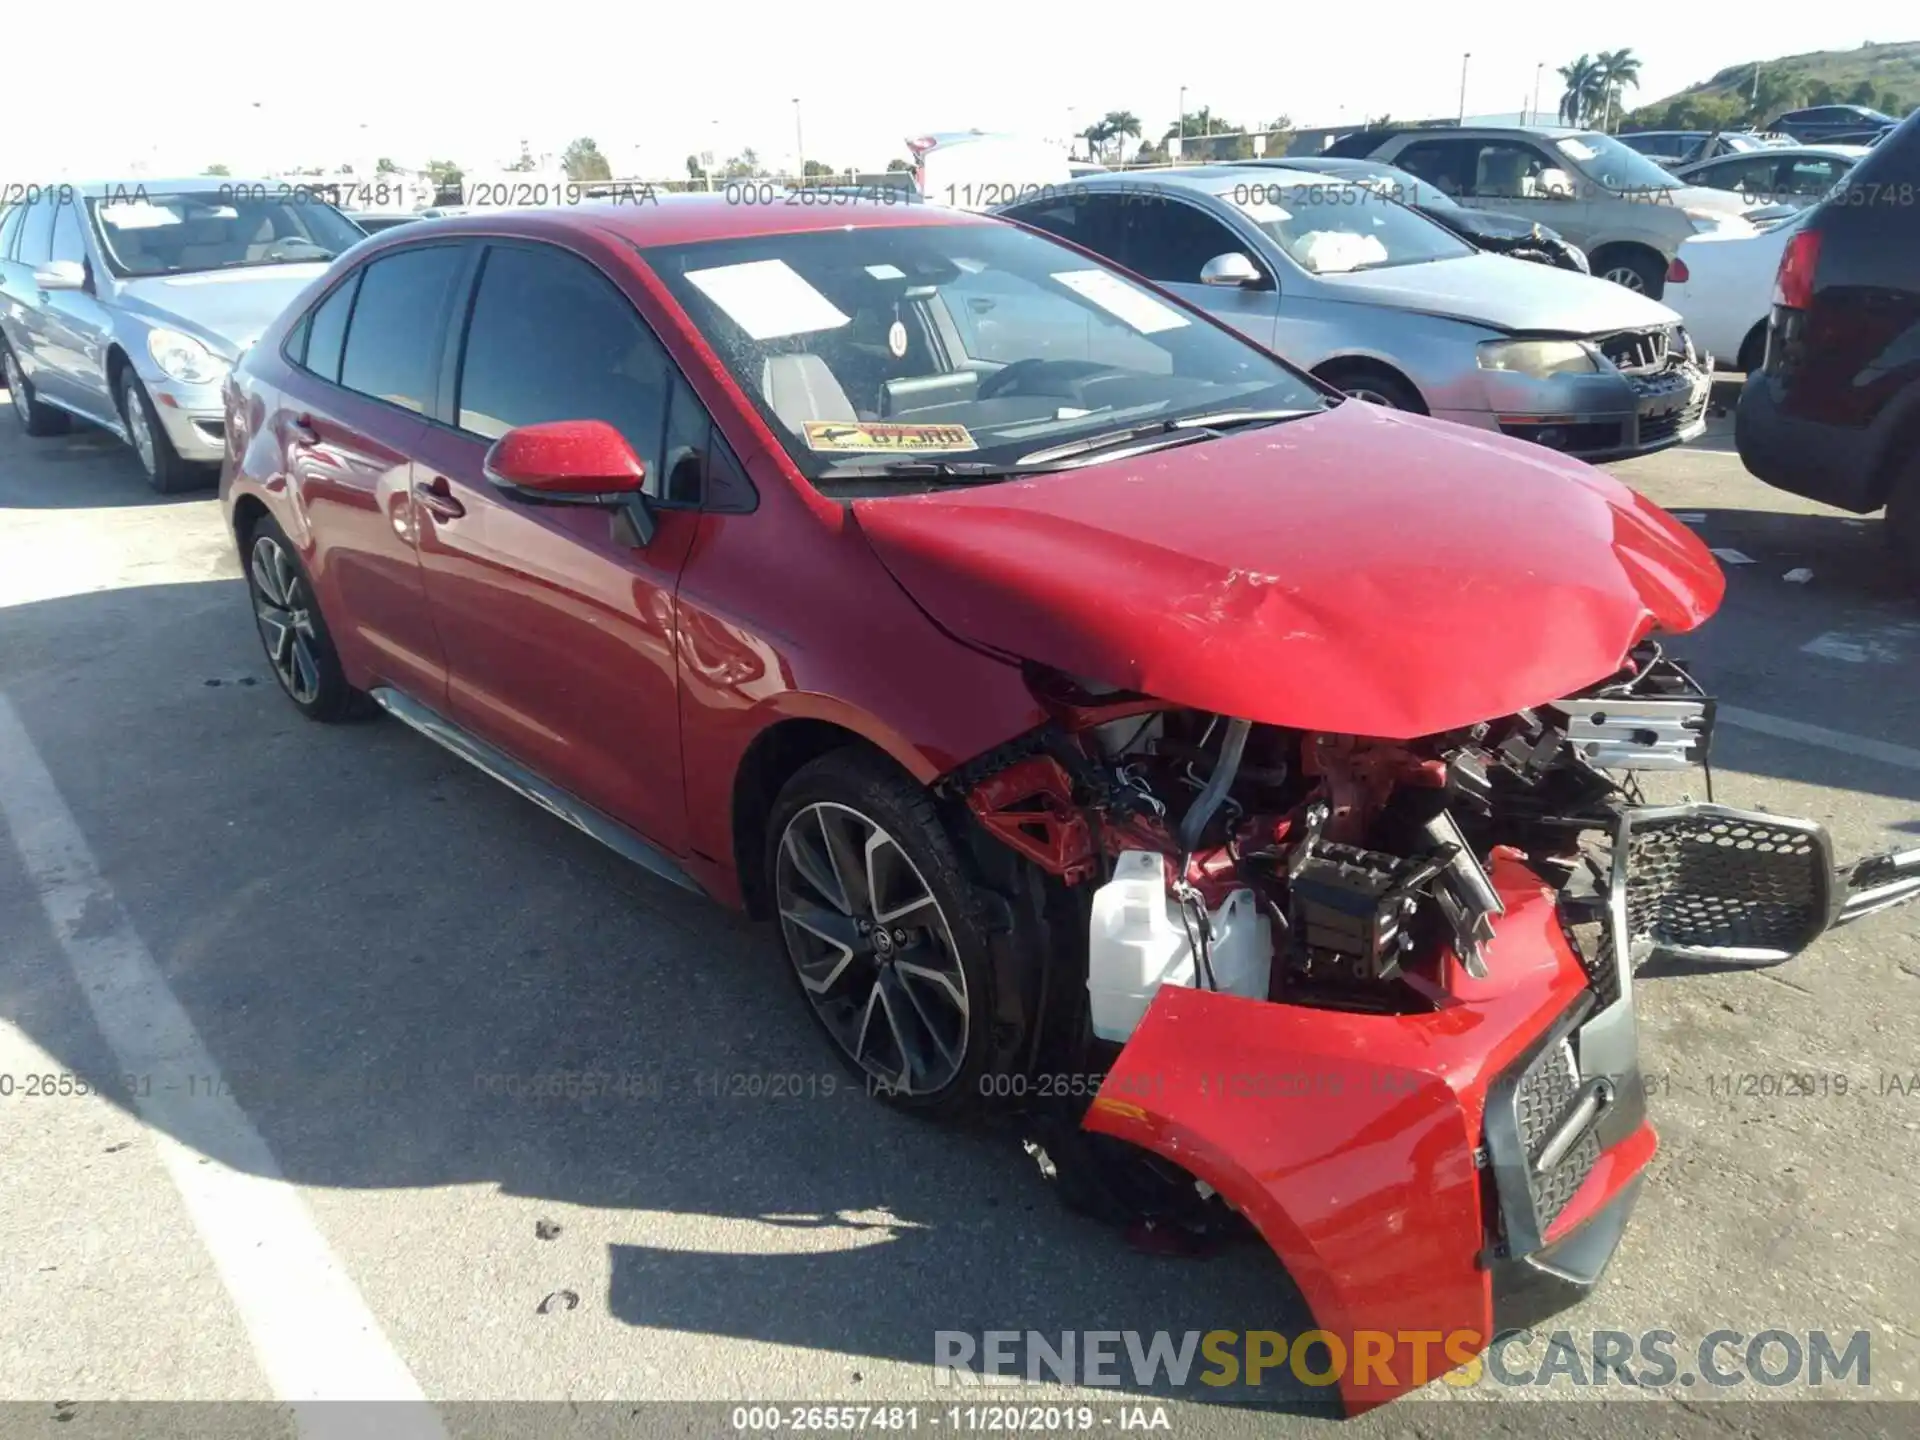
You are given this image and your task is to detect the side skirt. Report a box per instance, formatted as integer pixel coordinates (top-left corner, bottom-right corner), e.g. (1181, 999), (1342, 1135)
(368, 685), (706, 897)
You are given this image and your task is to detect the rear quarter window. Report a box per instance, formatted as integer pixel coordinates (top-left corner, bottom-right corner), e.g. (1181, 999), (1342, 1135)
(337, 246), (464, 413)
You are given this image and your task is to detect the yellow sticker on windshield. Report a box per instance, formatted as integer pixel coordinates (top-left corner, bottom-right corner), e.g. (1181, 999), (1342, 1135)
(802, 422), (979, 452)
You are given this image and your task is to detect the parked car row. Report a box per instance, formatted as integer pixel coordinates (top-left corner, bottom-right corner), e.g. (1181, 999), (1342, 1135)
(994, 163), (1710, 461)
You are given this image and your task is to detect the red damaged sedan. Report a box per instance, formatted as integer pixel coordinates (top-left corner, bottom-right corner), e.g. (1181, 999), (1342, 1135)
(220, 197), (1920, 1411)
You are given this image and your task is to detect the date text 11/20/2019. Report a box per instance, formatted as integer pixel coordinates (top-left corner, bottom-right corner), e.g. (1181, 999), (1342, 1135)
(730, 1404), (1171, 1432)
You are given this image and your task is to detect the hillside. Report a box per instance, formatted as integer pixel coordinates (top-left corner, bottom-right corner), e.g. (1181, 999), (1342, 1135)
(1622, 40), (1920, 131)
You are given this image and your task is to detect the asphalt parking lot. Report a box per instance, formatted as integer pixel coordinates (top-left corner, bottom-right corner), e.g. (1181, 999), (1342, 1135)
(1, 386), (1916, 1438)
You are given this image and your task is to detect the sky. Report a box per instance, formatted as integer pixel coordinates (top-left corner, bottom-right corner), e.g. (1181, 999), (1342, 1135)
(3, 4), (1912, 184)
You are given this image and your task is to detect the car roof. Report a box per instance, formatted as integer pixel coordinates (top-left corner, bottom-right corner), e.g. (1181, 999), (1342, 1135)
(1374, 123), (1595, 141)
(51, 177), (277, 198)
(396, 194), (991, 249)
(1686, 143), (1871, 161)
(1065, 165), (1359, 197)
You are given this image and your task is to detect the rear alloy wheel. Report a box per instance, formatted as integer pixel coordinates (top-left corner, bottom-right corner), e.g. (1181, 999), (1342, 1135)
(3, 342), (72, 437)
(244, 517), (366, 721)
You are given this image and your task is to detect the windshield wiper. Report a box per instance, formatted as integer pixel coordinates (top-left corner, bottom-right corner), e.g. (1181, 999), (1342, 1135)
(814, 458), (1038, 483)
(1016, 408), (1312, 466)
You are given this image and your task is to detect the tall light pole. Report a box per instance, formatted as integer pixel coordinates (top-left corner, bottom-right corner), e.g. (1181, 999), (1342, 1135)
(1458, 53), (1471, 124)
(1178, 85), (1187, 157)
(792, 98), (804, 177)
(1532, 62), (1544, 125)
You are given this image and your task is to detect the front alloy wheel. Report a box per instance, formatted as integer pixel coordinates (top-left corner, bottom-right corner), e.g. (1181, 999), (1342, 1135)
(250, 534), (322, 705)
(775, 801), (971, 1098)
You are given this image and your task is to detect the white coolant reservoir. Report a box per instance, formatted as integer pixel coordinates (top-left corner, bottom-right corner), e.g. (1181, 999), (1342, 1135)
(1087, 851), (1273, 1042)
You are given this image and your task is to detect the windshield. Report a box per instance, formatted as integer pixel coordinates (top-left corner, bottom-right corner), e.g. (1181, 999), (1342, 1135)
(1550, 133), (1683, 193)
(88, 192), (363, 277)
(1220, 179), (1475, 272)
(1347, 168), (1462, 212)
(641, 219), (1326, 489)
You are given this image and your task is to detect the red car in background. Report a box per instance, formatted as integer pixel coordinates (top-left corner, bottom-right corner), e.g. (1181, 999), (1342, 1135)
(220, 195), (1920, 1412)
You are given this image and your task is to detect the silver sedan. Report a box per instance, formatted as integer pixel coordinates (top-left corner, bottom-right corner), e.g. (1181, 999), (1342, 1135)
(0, 178), (364, 491)
(997, 167), (1713, 462)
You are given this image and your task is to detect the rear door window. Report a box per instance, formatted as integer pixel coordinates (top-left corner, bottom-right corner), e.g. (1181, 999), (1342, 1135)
(1389, 139), (1477, 197)
(338, 245), (464, 413)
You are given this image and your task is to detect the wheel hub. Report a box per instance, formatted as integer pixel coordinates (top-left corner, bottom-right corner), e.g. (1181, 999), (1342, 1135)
(774, 801), (971, 1096)
(249, 535), (322, 705)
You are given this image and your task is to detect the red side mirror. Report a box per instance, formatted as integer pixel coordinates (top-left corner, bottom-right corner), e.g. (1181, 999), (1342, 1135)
(484, 420), (646, 497)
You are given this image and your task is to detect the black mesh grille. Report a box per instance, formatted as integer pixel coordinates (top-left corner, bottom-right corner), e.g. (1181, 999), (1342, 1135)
(1512, 1035), (1600, 1231)
(1627, 812), (1830, 956)
(1561, 912), (1622, 1009)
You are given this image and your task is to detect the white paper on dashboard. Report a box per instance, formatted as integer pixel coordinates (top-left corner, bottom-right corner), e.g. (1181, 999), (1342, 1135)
(685, 259), (852, 340)
(1050, 270), (1190, 334)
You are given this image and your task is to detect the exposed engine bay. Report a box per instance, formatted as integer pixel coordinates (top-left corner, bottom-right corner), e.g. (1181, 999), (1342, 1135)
(948, 640), (1920, 1278)
(952, 640), (1920, 1026)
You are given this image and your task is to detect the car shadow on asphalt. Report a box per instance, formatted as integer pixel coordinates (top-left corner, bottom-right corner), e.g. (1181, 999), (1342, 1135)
(0, 399), (218, 510)
(0, 579), (1333, 1417)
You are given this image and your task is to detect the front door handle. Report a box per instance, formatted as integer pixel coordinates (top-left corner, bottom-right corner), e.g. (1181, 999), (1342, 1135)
(413, 474), (466, 521)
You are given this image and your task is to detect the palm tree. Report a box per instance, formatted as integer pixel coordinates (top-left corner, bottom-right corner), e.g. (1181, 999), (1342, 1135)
(1595, 48), (1643, 131)
(1557, 55), (1606, 128)
(1099, 110), (1141, 163)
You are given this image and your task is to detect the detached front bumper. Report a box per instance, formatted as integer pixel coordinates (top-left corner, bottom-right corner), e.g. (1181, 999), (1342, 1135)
(1080, 804), (1917, 1414)
(1084, 856), (1651, 1414)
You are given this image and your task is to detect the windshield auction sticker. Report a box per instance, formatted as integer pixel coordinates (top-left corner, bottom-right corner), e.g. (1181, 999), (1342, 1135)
(684, 259), (852, 341)
(802, 422), (979, 452)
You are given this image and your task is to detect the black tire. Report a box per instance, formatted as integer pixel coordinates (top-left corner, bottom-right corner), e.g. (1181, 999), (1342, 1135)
(2, 339), (73, 437)
(241, 513), (369, 722)
(117, 368), (205, 494)
(1319, 363), (1425, 413)
(765, 748), (1030, 1117)
(1735, 321), (1768, 375)
(1593, 247), (1667, 300)
(1887, 451), (1920, 591)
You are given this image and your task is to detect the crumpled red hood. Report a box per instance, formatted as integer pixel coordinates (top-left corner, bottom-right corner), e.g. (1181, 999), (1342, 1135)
(852, 402), (1724, 739)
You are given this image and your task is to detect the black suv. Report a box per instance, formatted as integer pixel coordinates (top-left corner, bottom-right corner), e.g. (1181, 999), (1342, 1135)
(1735, 109), (1920, 581)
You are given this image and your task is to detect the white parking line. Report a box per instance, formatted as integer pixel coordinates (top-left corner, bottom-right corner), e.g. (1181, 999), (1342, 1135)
(1721, 705), (1920, 773)
(0, 693), (444, 1439)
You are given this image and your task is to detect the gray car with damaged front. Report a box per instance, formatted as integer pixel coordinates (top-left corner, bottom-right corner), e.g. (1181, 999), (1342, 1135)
(999, 167), (1714, 463)
(0, 178), (364, 491)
